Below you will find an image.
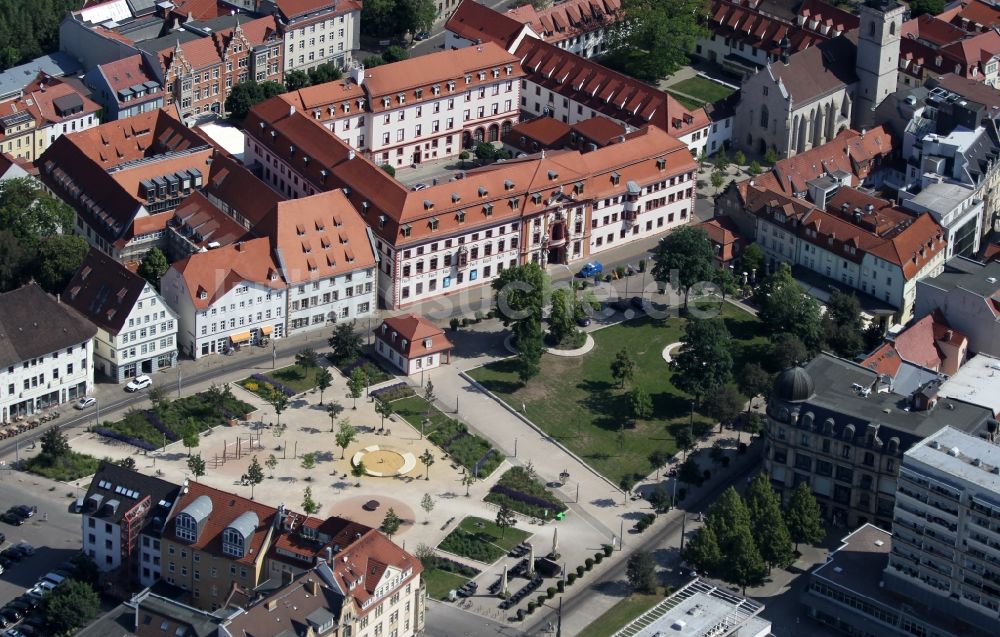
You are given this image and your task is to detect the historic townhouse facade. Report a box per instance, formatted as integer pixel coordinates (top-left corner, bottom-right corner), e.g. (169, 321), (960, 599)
(147, 17), (284, 119)
(265, 0), (362, 72)
(246, 96), (697, 308)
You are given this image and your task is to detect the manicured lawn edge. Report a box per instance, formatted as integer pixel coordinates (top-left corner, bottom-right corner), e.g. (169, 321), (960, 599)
(437, 516), (530, 564)
(485, 466), (567, 520)
(23, 451), (100, 482)
(576, 590), (666, 637)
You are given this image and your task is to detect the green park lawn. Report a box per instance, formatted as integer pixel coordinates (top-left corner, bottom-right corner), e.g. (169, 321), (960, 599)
(668, 76), (735, 105)
(468, 303), (766, 485)
(390, 396), (503, 477)
(577, 591), (666, 637)
(666, 91), (704, 112)
(437, 516), (531, 564)
(423, 568), (471, 600)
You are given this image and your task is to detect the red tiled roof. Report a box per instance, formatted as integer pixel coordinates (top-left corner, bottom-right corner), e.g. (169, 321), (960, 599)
(329, 529), (422, 611)
(755, 127), (893, 195)
(514, 37), (710, 136)
(97, 55), (161, 104)
(446, 0), (529, 50)
(571, 116), (626, 146)
(505, 0), (621, 45)
(891, 310), (967, 371)
(861, 342), (903, 377)
(273, 0), (361, 19)
(170, 237), (284, 309)
(156, 16), (281, 75)
(166, 481), (278, 566)
(507, 117), (572, 147)
(946, 0), (1000, 30)
(254, 189), (378, 284)
(203, 151), (284, 228)
(171, 191), (250, 249)
(377, 314), (453, 359)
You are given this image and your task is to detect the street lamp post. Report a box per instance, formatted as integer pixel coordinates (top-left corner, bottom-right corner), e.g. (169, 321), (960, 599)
(95, 398), (100, 429)
(619, 519), (624, 551)
(513, 437), (517, 458)
(272, 340), (277, 370)
(177, 367), (182, 399)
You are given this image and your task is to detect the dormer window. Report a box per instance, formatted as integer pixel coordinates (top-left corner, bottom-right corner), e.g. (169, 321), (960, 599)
(531, 193), (542, 204)
(492, 69), (500, 78)
(433, 84), (440, 95)
(478, 72), (486, 81)
(424, 337), (432, 348)
(656, 158), (666, 170)
(611, 172), (620, 185)
(401, 224), (412, 237)
(175, 513), (197, 542)
(548, 170), (558, 180)
(451, 193), (461, 203)
(397, 93), (406, 104)
(505, 65), (513, 74)
(382, 97), (390, 107)
(483, 203), (494, 216)
(221, 512), (258, 559)
(423, 199), (434, 210)
(429, 217), (439, 231)
(504, 179), (514, 190)
(415, 88), (424, 98)
(509, 198), (520, 210)
(574, 181), (584, 195)
(456, 210), (466, 223)
(465, 75), (472, 84)
(478, 186), (488, 197)
(447, 81), (456, 91)
(378, 214), (387, 228)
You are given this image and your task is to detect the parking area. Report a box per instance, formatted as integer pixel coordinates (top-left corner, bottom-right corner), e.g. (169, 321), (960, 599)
(0, 469), (83, 609)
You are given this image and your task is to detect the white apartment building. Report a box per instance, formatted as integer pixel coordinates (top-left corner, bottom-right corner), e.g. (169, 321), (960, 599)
(63, 250), (179, 383)
(162, 191), (378, 358)
(278, 42), (524, 169)
(268, 0), (362, 72)
(887, 426), (1000, 634)
(0, 284), (96, 424)
(162, 238), (288, 359)
(81, 461), (180, 586)
(901, 181), (984, 259)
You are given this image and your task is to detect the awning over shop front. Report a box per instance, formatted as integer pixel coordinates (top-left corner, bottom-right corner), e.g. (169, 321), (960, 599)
(260, 326), (274, 336)
(230, 331), (252, 344)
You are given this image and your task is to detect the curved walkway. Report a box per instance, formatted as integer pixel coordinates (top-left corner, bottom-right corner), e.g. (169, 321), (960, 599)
(504, 333), (595, 357)
(661, 342), (683, 364)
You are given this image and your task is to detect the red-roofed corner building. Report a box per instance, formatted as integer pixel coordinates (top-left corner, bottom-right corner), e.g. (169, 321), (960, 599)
(160, 189), (378, 359)
(375, 314), (454, 375)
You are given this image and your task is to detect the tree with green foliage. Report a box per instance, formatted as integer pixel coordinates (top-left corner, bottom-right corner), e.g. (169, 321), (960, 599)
(225, 80), (285, 120)
(822, 290), (865, 358)
(548, 287), (578, 345)
(347, 367), (366, 409)
(336, 419), (357, 459)
(748, 160), (762, 176)
(43, 578), (100, 635)
(674, 426), (695, 460)
(740, 243), (764, 280)
(626, 549), (658, 594)
(671, 319), (733, 404)
(462, 474), (475, 497)
(327, 401), (345, 431)
(246, 456), (264, 499)
(315, 367), (333, 405)
(117, 457), (136, 470)
(710, 170), (725, 189)
(728, 525), (768, 594)
(714, 150), (731, 172)
(737, 362), (773, 414)
(419, 448), (435, 480)
(362, 0), (436, 37)
(380, 507), (402, 538)
(745, 474), (794, 572)
(302, 486), (320, 515)
(352, 460), (366, 480)
(651, 226), (715, 309)
(284, 69), (310, 91)
(68, 554), (100, 586)
(628, 386), (653, 422)
(682, 524), (722, 575)
(491, 261), (548, 383)
(763, 148), (779, 166)
(704, 385), (744, 433)
(786, 482), (825, 552)
(769, 333), (809, 371)
(610, 348), (635, 388)
(734, 150), (747, 166)
(40, 425), (69, 459)
(382, 45), (410, 63)
(36, 234), (88, 294)
(265, 453), (278, 478)
(137, 247), (169, 291)
(187, 453), (206, 478)
(863, 320), (886, 353)
(605, 0), (707, 81)
(420, 493), (435, 521)
(295, 348), (318, 369)
(495, 502), (517, 538)
(307, 62), (343, 85)
(181, 418), (200, 456)
(300, 452), (317, 473)
(744, 412), (763, 440)
(329, 322), (363, 363)
(649, 449), (670, 479)
(0, 178), (74, 247)
(268, 389), (290, 427)
(711, 267), (739, 300)
(0, 230), (28, 292)
(372, 399), (393, 431)
(756, 264), (823, 351)
(706, 486), (752, 550)
(678, 456), (702, 487)
(908, 0), (943, 17)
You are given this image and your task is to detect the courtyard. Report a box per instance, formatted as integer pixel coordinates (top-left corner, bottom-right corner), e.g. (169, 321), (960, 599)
(467, 303), (765, 485)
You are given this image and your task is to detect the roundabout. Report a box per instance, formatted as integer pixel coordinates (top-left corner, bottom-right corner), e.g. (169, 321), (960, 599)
(351, 445), (417, 477)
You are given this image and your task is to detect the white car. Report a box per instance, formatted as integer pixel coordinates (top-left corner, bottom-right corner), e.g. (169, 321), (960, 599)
(125, 375), (152, 392)
(73, 397), (97, 410)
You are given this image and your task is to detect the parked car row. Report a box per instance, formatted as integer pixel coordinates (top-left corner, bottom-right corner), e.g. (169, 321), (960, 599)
(1, 564), (71, 635)
(0, 506), (35, 528)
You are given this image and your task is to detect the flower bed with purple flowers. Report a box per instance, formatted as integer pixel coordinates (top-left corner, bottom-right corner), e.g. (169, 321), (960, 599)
(93, 386), (253, 449)
(370, 383), (415, 402)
